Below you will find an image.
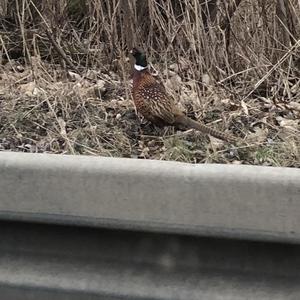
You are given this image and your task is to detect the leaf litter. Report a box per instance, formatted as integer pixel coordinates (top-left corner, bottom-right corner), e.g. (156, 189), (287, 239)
(0, 58), (299, 167)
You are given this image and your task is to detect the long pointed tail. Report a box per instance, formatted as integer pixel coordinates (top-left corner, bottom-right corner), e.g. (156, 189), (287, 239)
(176, 115), (238, 142)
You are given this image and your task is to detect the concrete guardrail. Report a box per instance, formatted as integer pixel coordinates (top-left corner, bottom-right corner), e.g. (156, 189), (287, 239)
(0, 152), (299, 243)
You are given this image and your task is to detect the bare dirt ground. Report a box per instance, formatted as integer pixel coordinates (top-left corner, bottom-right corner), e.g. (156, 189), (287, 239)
(0, 58), (299, 167)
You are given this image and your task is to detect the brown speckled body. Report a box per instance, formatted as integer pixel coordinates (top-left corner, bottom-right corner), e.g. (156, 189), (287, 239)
(133, 69), (182, 126)
(131, 61), (238, 142)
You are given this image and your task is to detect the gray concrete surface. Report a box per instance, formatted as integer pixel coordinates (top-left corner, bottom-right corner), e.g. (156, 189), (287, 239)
(0, 221), (299, 300)
(0, 152), (299, 242)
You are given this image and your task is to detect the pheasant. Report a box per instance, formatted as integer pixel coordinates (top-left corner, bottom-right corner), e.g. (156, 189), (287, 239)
(130, 47), (238, 142)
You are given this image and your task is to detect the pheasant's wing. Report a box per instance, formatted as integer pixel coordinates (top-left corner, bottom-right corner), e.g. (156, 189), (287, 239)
(138, 80), (176, 124)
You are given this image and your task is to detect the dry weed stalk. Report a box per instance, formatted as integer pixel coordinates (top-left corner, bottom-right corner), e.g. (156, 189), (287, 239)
(0, 0), (299, 166)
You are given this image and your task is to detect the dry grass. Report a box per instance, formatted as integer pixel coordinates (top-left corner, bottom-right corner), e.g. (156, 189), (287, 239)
(0, 0), (299, 167)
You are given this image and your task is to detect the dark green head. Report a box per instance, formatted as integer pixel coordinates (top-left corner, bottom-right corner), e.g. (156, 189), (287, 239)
(130, 47), (148, 69)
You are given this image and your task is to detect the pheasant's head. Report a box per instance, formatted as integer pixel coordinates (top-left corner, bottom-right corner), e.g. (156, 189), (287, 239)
(130, 47), (148, 71)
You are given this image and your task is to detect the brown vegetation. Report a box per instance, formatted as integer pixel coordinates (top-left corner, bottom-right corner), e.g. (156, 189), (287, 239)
(0, 0), (299, 166)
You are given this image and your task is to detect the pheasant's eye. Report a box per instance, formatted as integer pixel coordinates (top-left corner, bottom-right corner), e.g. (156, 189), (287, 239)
(131, 47), (141, 56)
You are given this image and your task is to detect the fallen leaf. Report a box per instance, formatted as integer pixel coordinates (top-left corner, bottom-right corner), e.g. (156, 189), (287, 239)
(165, 74), (182, 92)
(68, 71), (81, 81)
(287, 102), (300, 112)
(241, 100), (249, 115)
(276, 116), (299, 128)
(209, 136), (225, 150)
(32, 87), (43, 96)
(202, 73), (211, 86)
(19, 81), (36, 96)
(221, 98), (231, 105)
(247, 127), (268, 143)
(169, 63), (179, 73)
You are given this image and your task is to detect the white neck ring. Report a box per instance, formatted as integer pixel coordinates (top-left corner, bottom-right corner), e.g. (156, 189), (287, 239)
(134, 64), (148, 71)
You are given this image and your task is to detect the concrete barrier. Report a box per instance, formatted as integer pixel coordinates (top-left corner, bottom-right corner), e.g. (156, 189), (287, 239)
(0, 152), (299, 243)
